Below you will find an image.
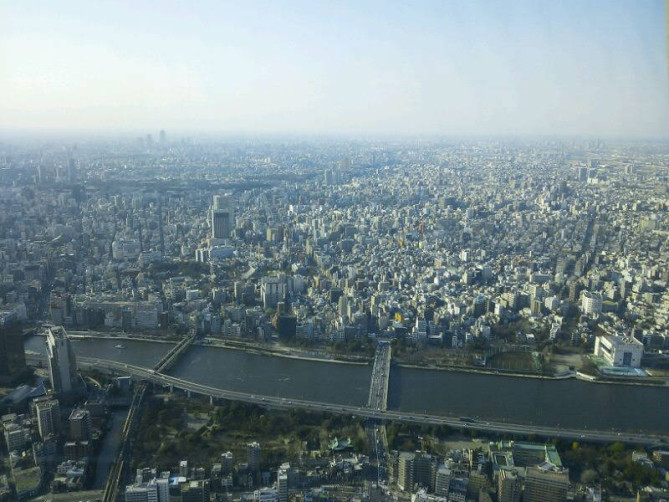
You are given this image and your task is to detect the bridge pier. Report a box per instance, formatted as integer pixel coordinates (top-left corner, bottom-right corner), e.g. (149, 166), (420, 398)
(169, 385), (173, 393)
(187, 390), (191, 398)
(209, 395), (213, 406)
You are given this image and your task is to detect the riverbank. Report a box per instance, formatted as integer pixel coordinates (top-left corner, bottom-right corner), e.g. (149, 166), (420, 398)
(395, 362), (668, 387)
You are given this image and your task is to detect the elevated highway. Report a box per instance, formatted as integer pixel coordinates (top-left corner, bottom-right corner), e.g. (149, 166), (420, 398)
(78, 357), (669, 448)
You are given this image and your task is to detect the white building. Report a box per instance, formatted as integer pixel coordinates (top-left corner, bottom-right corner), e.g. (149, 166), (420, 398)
(261, 276), (286, 309)
(581, 291), (603, 316)
(594, 335), (644, 367)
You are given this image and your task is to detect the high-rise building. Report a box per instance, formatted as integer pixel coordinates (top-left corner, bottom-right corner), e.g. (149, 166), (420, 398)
(221, 451), (234, 474)
(414, 452), (438, 492)
(397, 452), (415, 491)
(0, 321), (27, 383)
(68, 408), (91, 441)
(435, 466), (451, 497)
(277, 466), (288, 502)
(156, 477), (169, 502)
(498, 469), (522, 502)
(261, 276), (286, 309)
(581, 291), (603, 316)
(248, 442), (261, 472)
(159, 130), (166, 145)
(524, 465), (569, 502)
(35, 397), (61, 440)
(211, 194), (233, 239)
(46, 326), (78, 394)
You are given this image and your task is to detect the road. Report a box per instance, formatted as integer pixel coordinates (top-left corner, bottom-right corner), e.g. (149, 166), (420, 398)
(367, 342), (391, 411)
(78, 357), (669, 448)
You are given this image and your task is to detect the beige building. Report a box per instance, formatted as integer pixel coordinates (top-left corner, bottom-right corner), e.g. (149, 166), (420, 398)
(524, 464), (569, 502)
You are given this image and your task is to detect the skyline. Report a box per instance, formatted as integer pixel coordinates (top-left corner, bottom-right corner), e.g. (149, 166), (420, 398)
(1, 0), (668, 138)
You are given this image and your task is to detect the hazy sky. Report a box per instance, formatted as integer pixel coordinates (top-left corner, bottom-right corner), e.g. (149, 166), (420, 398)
(1, 1), (668, 137)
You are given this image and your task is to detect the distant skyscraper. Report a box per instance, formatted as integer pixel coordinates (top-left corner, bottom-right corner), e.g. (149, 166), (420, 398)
(211, 194), (233, 239)
(159, 129), (166, 145)
(46, 326), (78, 394)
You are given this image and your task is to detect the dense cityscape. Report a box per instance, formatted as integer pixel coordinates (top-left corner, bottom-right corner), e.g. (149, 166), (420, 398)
(0, 136), (668, 501)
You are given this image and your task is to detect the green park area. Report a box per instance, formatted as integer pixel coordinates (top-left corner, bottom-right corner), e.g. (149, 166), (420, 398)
(132, 394), (367, 472)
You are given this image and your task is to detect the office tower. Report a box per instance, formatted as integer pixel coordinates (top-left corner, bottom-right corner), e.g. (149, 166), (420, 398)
(68, 408), (91, 441)
(46, 326), (78, 393)
(498, 469), (522, 502)
(211, 194), (233, 239)
(0, 321), (27, 382)
(35, 397), (61, 440)
(159, 130), (166, 145)
(524, 465), (569, 502)
(247, 442), (261, 472)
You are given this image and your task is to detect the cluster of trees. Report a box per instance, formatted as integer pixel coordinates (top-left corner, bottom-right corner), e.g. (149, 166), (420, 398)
(132, 396), (368, 473)
(332, 339), (376, 358)
(562, 441), (660, 493)
(386, 422), (454, 452)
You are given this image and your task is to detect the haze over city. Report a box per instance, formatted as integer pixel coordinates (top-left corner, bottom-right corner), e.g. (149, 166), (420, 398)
(1, 0), (668, 138)
(2, 2), (669, 502)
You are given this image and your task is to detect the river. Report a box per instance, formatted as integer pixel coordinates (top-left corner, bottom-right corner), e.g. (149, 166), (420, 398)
(24, 336), (669, 434)
(24, 335), (175, 368)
